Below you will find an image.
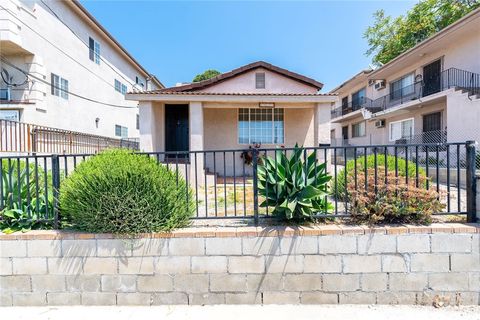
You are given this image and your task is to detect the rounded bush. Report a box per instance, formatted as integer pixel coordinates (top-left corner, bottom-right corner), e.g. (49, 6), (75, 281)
(60, 149), (193, 234)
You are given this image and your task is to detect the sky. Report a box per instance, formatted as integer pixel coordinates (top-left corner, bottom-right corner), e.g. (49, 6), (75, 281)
(80, 0), (416, 91)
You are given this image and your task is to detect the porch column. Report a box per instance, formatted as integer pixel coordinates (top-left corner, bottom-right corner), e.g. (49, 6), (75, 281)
(314, 102), (332, 169)
(138, 101), (157, 152)
(189, 101), (205, 186)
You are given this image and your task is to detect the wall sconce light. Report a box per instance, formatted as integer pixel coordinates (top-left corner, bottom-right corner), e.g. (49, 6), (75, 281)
(95, 117), (100, 128)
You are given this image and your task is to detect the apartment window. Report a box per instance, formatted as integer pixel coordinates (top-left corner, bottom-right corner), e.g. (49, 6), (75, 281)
(89, 37), (101, 64)
(136, 114), (140, 130)
(390, 73), (414, 100)
(351, 88), (366, 108)
(255, 73), (266, 89)
(238, 108), (284, 144)
(115, 125), (128, 138)
(352, 121), (366, 138)
(51, 73), (68, 99)
(389, 118), (414, 142)
(341, 96), (348, 108)
(114, 79), (127, 94)
(136, 76), (144, 88)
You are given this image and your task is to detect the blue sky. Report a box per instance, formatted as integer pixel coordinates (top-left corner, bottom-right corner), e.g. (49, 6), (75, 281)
(81, 0), (416, 91)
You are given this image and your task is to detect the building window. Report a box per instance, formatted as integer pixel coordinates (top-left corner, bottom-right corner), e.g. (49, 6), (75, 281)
(114, 79), (127, 94)
(136, 76), (144, 88)
(51, 73), (68, 99)
(238, 108), (284, 144)
(352, 121), (366, 138)
(89, 37), (101, 64)
(115, 125), (128, 138)
(390, 73), (414, 100)
(351, 88), (366, 108)
(136, 114), (140, 130)
(255, 73), (266, 89)
(389, 118), (414, 142)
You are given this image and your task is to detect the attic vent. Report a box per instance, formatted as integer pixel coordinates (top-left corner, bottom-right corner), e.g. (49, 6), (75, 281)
(255, 72), (265, 89)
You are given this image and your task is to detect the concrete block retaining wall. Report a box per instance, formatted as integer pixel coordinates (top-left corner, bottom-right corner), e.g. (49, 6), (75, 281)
(0, 224), (479, 306)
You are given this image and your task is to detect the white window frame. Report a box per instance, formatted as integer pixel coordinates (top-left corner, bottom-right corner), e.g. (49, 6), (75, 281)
(352, 121), (366, 138)
(115, 125), (128, 138)
(389, 118), (414, 142)
(89, 37), (101, 65)
(237, 108), (284, 145)
(114, 79), (127, 95)
(51, 73), (68, 100)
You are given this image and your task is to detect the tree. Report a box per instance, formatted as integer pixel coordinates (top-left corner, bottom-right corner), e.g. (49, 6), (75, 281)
(192, 69), (221, 82)
(364, 0), (480, 66)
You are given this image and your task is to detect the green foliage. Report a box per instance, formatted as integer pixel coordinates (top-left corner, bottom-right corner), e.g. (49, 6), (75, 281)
(60, 149), (194, 234)
(364, 0), (480, 65)
(335, 154), (426, 199)
(192, 69), (221, 82)
(0, 159), (54, 234)
(257, 146), (333, 221)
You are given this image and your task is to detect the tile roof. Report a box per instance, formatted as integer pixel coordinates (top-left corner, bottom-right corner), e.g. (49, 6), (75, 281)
(130, 91), (336, 96)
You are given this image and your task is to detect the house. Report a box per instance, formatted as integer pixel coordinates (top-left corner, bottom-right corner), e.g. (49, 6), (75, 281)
(0, 0), (163, 139)
(329, 8), (480, 148)
(127, 61), (336, 178)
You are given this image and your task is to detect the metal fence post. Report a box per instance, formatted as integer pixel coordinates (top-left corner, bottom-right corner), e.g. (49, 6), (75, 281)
(51, 154), (61, 228)
(465, 141), (477, 223)
(252, 148), (259, 226)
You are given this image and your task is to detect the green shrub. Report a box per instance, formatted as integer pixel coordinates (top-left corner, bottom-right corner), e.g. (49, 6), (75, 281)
(335, 154), (426, 199)
(60, 149), (193, 234)
(257, 146), (332, 221)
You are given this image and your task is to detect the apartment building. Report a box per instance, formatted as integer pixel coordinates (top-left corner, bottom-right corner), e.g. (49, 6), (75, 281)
(0, 0), (163, 139)
(330, 8), (480, 148)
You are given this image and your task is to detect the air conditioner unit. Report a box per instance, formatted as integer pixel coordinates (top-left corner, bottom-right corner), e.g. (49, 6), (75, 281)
(375, 119), (386, 128)
(374, 80), (386, 90)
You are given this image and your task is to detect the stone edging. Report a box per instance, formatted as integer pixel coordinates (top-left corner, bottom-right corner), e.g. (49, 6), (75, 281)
(1, 223), (478, 240)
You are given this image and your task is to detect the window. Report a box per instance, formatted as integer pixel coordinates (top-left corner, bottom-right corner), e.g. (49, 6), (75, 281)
(352, 121), (366, 138)
(389, 118), (414, 142)
(89, 37), (100, 64)
(390, 73), (414, 100)
(136, 76), (144, 88)
(351, 88), (366, 108)
(51, 73), (68, 99)
(341, 96), (348, 108)
(136, 114), (140, 130)
(115, 125), (128, 138)
(238, 108), (284, 144)
(255, 73), (265, 89)
(114, 79), (127, 94)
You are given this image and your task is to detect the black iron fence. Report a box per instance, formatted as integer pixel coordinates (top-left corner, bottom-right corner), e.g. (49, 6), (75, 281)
(0, 142), (477, 227)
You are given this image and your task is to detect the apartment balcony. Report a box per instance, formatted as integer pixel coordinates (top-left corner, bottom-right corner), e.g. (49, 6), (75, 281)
(0, 88), (33, 107)
(330, 97), (372, 119)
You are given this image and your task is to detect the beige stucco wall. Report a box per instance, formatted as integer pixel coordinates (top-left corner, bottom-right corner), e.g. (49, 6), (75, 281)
(446, 92), (480, 143)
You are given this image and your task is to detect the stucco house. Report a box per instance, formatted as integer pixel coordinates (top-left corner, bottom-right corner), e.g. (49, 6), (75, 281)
(329, 8), (480, 148)
(127, 61), (336, 178)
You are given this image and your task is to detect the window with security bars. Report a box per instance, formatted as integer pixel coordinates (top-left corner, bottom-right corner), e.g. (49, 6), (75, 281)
(238, 108), (284, 144)
(51, 73), (68, 99)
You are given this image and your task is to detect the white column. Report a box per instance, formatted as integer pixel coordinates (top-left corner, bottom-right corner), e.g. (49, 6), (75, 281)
(314, 102), (333, 169)
(189, 101), (205, 186)
(138, 101), (156, 152)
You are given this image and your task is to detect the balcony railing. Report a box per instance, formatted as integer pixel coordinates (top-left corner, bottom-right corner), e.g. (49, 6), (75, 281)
(331, 67), (480, 119)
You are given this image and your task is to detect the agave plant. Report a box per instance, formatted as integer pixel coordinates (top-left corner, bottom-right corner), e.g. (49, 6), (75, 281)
(257, 145), (333, 220)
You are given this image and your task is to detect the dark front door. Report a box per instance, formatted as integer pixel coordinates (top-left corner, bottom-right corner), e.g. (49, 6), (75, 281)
(422, 112), (443, 144)
(342, 126), (349, 141)
(165, 104), (189, 158)
(423, 60), (441, 97)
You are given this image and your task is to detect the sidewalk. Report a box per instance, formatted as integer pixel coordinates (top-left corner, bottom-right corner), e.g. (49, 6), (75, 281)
(2, 305), (479, 320)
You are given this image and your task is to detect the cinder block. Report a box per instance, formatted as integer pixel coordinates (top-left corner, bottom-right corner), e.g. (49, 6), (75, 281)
(47, 257), (83, 274)
(263, 291), (300, 304)
(0, 240), (27, 257)
(382, 255), (408, 272)
(116, 292), (151, 305)
(0, 275), (31, 292)
(0, 258), (12, 275)
(189, 293), (225, 305)
(27, 240), (61, 257)
(137, 275), (173, 292)
(47, 292), (81, 305)
(210, 274), (247, 292)
(376, 292), (417, 305)
(339, 292), (376, 304)
(118, 257), (154, 275)
(101, 275), (136, 292)
(0, 293), (12, 306)
(96, 239), (133, 257)
(279, 236), (318, 255)
(31, 275), (66, 292)
(357, 235), (396, 254)
(205, 238), (241, 255)
(228, 256), (265, 273)
(247, 274), (284, 291)
(169, 238), (204, 256)
(225, 293), (261, 304)
(389, 273), (428, 291)
(429, 273), (470, 291)
(265, 255), (304, 273)
(155, 256), (190, 274)
(131, 238), (168, 256)
(191, 256), (227, 274)
(361, 273), (387, 291)
(284, 274), (322, 291)
(304, 255), (341, 273)
(242, 237), (280, 255)
(12, 293), (46, 306)
(62, 240), (96, 257)
(451, 254), (480, 271)
(174, 274), (209, 293)
(151, 292), (188, 305)
(323, 274), (360, 292)
(431, 234), (472, 253)
(410, 254), (449, 272)
(65, 275), (101, 292)
(12, 257), (47, 275)
(83, 258), (117, 274)
(81, 292), (116, 305)
(397, 235), (430, 253)
(301, 292), (338, 304)
(318, 236), (356, 254)
(343, 255), (381, 273)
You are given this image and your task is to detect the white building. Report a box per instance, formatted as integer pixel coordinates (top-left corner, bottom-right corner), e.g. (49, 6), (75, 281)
(0, 0), (163, 140)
